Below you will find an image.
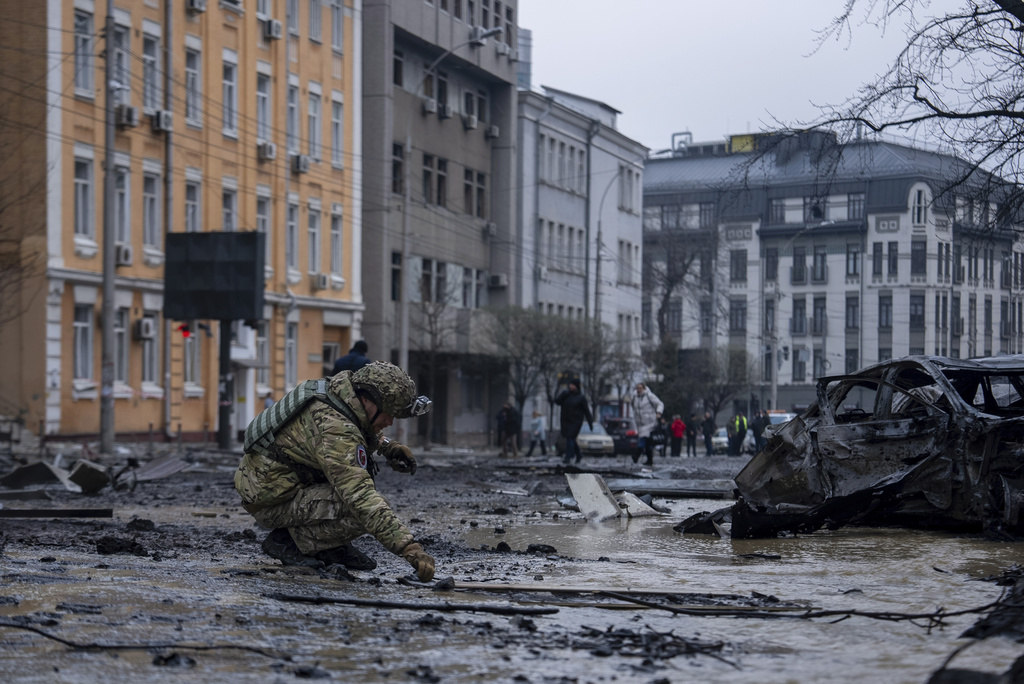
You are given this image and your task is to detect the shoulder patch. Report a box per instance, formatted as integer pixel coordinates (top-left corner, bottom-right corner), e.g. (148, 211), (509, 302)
(356, 444), (368, 470)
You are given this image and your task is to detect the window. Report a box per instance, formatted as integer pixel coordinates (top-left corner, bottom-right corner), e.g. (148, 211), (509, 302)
(74, 11), (94, 94)
(792, 246), (806, 283)
(222, 188), (237, 231)
(812, 297), (827, 335)
(910, 293), (926, 329)
(453, 0), (462, 20)
(141, 313), (159, 385)
(848, 192), (865, 220)
(879, 347), (892, 362)
(185, 48), (202, 125)
(309, 0), (322, 41)
(287, 84), (299, 153)
(393, 49), (404, 87)
(770, 198), (785, 224)
(729, 300), (747, 333)
(422, 154), (434, 204)
(331, 99), (343, 166)
(74, 158), (93, 237)
(391, 251), (402, 302)
(286, 202), (299, 269)
(331, 0), (344, 51)
(73, 305), (93, 380)
(476, 172), (487, 218)
(256, 73), (271, 141)
(287, 0), (299, 35)
(792, 298), (807, 334)
(461, 267), (473, 308)
(285, 323), (298, 388)
(257, 0), (270, 15)
(700, 301), (712, 333)
(256, 321), (270, 386)
(504, 4), (514, 45)
(308, 91), (322, 160)
(913, 189), (927, 225)
(436, 159), (447, 207)
(879, 294), (893, 329)
(308, 203), (321, 273)
(142, 33), (161, 111)
(730, 249), (747, 282)
(699, 202), (715, 228)
(330, 209), (343, 275)
(813, 349), (827, 379)
(845, 350), (860, 374)
(765, 247), (778, 281)
(392, 143), (404, 194)
(846, 295), (859, 329)
(143, 173), (160, 248)
(114, 166), (130, 244)
(846, 243), (860, 276)
(112, 24), (129, 105)
(114, 308), (129, 384)
(872, 242), (883, 276)
(911, 239), (927, 275)
(256, 194), (271, 266)
(184, 320), (201, 385)
(185, 181), (201, 233)
(888, 241), (899, 276)
(803, 196), (826, 222)
(222, 55), (238, 136)
(481, 0), (490, 28)
(463, 168), (474, 214)
(793, 348), (806, 382)
(812, 245), (827, 282)
(437, 71), (449, 107)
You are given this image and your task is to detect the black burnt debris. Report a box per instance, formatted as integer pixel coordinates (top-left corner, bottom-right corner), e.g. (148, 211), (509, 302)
(676, 355), (1024, 539)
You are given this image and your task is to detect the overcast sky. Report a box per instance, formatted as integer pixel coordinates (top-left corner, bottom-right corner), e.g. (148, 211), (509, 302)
(517, 1), (934, 153)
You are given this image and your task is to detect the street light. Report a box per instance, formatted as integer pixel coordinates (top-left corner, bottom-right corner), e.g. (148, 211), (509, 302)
(396, 26), (502, 439)
(593, 167), (622, 324)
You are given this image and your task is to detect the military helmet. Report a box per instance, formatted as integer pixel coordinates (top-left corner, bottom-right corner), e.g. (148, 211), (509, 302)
(351, 361), (429, 419)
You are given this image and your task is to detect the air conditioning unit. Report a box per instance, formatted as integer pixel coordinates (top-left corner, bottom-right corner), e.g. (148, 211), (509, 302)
(469, 25), (487, 45)
(485, 124), (500, 140)
(463, 114), (478, 130)
(496, 42), (511, 56)
(115, 104), (139, 128)
(311, 273), (329, 290)
(151, 110), (172, 132)
(292, 154), (311, 174)
(186, 0), (207, 13)
(484, 221), (497, 237)
(439, 103), (454, 120)
(488, 273), (508, 289)
(422, 98), (438, 115)
(263, 18), (283, 40)
(257, 141), (277, 161)
(114, 243), (133, 267)
(133, 318), (157, 340)
(537, 265), (549, 281)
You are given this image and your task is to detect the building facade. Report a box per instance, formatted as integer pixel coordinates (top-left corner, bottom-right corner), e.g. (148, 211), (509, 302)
(516, 86), (647, 415)
(361, 0), (519, 446)
(643, 132), (1024, 414)
(0, 0), (363, 441)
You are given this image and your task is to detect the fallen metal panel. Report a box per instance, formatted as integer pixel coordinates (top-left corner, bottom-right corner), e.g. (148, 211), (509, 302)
(614, 491), (666, 518)
(565, 473), (622, 521)
(133, 456), (190, 481)
(606, 478), (735, 499)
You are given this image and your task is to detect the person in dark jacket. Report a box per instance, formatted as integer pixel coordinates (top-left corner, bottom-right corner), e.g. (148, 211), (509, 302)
(554, 381), (593, 464)
(332, 340), (371, 375)
(701, 412), (715, 456)
(686, 414), (700, 457)
(498, 402), (521, 457)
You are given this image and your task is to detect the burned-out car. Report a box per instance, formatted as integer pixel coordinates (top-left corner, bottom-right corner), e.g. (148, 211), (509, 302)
(678, 356), (1024, 539)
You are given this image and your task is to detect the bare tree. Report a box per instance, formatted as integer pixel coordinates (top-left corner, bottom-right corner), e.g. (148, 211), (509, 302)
(410, 272), (461, 445)
(485, 306), (549, 413)
(644, 223), (716, 343)
(676, 346), (753, 421)
(796, 1), (1024, 224)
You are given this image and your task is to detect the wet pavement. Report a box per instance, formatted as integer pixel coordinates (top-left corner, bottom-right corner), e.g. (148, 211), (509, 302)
(0, 445), (1022, 683)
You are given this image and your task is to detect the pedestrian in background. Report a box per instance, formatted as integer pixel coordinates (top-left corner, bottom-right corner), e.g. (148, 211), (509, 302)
(686, 414), (700, 457)
(332, 340), (371, 375)
(630, 382), (664, 466)
(669, 415), (685, 457)
(555, 380), (593, 464)
(701, 412), (715, 457)
(500, 402), (521, 458)
(524, 410), (547, 457)
(729, 411), (749, 457)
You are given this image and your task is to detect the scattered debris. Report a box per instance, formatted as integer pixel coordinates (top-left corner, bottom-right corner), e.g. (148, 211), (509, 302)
(565, 473), (666, 521)
(0, 489), (52, 501)
(96, 536), (148, 557)
(0, 461), (78, 492)
(264, 592), (559, 616)
(67, 460), (110, 494)
(0, 508), (112, 519)
(605, 478), (735, 499)
(133, 455), (190, 482)
(152, 653), (197, 668)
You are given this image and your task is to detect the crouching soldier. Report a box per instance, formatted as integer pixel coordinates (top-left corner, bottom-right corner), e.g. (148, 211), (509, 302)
(234, 361), (436, 582)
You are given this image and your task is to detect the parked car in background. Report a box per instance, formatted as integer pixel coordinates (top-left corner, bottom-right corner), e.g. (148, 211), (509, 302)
(711, 427), (730, 454)
(556, 422), (616, 457)
(602, 417), (639, 457)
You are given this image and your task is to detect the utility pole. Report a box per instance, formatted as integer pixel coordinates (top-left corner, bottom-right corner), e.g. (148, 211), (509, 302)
(99, 0), (116, 454)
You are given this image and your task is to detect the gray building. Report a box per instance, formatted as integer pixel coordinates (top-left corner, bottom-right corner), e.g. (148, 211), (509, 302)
(362, 0), (519, 446)
(517, 86), (647, 413)
(643, 131), (1024, 414)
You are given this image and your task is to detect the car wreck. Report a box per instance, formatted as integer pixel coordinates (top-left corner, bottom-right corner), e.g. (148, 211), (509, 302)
(677, 356), (1024, 539)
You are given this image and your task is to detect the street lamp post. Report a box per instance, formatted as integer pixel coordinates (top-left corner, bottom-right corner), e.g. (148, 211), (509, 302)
(593, 167), (622, 324)
(396, 26), (502, 439)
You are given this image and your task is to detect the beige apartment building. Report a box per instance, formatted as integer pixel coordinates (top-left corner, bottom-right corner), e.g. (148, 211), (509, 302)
(0, 0), (363, 442)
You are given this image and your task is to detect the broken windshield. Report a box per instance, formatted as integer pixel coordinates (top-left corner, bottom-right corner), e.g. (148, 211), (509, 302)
(942, 370), (1024, 415)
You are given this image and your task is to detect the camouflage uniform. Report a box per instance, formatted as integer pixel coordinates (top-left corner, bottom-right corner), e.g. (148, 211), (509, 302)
(234, 370), (414, 557)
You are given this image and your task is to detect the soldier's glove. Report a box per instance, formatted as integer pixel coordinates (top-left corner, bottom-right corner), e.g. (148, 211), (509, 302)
(401, 542), (435, 582)
(381, 441), (417, 475)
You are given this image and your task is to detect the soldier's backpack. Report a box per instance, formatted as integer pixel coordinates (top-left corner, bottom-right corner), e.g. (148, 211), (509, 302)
(243, 378), (357, 456)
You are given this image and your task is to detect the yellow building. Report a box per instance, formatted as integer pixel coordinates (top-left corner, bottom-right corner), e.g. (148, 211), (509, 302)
(0, 0), (363, 442)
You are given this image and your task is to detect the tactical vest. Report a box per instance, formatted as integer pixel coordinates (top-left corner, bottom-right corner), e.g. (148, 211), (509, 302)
(244, 378), (363, 456)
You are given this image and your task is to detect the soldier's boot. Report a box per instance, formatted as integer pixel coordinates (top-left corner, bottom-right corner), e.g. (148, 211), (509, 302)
(316, 543), (377, 571)
(261, 528), (324, 569)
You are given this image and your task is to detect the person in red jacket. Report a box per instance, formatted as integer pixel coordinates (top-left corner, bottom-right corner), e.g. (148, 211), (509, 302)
(669, 415), (685, 457)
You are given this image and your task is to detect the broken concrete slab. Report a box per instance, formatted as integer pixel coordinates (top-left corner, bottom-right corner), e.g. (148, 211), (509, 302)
(0, 460), (80, 492)
(614, 491), (666, 518)
(133, 456), (190, 482)
(565, 473), (622, 521)
(68, 460), (110, 494)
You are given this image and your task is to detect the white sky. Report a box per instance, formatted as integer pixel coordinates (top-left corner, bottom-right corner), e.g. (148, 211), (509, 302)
(517, 1), (923, 152)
